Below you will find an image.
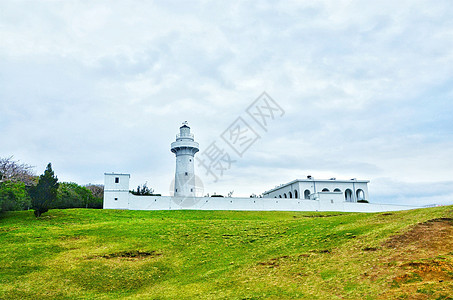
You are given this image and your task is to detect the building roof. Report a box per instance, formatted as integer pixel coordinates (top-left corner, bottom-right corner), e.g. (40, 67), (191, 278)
(104, 173), (131, 177)
(263, 178), (370, 194)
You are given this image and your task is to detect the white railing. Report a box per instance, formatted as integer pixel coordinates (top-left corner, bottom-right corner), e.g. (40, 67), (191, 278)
(176, 133), (194, 139)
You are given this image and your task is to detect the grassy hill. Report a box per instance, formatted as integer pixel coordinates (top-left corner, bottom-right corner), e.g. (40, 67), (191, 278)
(0, 206), (452, 299)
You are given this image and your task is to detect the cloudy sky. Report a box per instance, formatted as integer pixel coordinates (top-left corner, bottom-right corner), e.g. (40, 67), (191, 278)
(1, 1), (452, 206)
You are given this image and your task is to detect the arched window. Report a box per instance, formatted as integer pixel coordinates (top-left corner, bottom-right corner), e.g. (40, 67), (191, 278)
(334, 188), (341, 192)
(322, 188), (330, 192)
(284, 193), (287, 198)
(345, 189), (353, 202)
(304, 189), (310, 199)
(279, 195), (282, 198)
(289, 191), (292, 198)
(356, 189), (365, 201)
(294, 190), (298, 199)
(274, 196), (277, 198)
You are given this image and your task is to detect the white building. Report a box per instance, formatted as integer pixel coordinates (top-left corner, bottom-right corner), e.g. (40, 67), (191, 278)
(263, 177), (369, 203)
(103, 173), (130, 209)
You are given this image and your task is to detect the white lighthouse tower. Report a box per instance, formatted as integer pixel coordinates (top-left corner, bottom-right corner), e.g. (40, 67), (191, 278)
(171, 122), (199, 197)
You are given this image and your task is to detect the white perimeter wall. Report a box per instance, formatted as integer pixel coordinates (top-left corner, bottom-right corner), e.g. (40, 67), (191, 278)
(104, 193), (420, 213)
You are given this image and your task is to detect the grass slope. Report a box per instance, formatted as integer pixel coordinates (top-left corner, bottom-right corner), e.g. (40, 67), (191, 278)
(0, 207), (452, 299)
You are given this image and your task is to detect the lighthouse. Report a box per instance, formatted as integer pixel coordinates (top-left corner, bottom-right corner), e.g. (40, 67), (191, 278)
(171, 121), (200, 197)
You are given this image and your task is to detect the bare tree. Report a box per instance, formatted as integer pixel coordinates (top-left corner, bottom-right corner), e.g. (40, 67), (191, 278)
(85, 184), (104, 199)
(0, 156), (36, 186)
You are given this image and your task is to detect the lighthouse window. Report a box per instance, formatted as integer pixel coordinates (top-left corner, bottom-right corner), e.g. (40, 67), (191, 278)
(189, 159), (192, 162)
(185, 172), (188, 176)
(115, 177), (119, 183)
(114, 198), (118, 201)
(191, 188), (193, 192)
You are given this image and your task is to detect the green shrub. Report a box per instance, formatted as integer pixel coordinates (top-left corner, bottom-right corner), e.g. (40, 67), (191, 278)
(54, 182), (102, 209)
(0, 180), (31, 212)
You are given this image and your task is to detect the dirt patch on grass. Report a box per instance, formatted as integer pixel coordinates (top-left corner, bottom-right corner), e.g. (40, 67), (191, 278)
(383, 218), (453, 260)
(257, 260), (280, 268)
(256, 254), (313, 269)
(87, 250), (162, 260)
(391, 259), (453, 284)
(376, 218), (453, 299)
(102, 250), (161, 259)
(302, 214), (342, 218)
(401, 260), (453, 281)
(380, 258), (453, 300)
(363, 247), (379, 251)
(310, 249), (331, 254)
(257, 255), (291, 268)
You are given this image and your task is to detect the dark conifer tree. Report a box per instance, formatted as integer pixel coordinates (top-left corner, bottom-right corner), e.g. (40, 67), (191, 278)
(30, 163), (59, 217)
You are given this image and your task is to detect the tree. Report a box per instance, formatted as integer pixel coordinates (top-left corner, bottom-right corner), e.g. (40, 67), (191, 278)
(0, 180), (31, 213)
(52, 182), (102, 209)
(85, 184), (104, 199)
(0, 156), (36, 186)
(130, 182), (159, 196)
(29, 163), (59, 217)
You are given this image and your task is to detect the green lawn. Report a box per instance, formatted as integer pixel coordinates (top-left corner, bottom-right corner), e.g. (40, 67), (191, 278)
(0, 207), (452, 299)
